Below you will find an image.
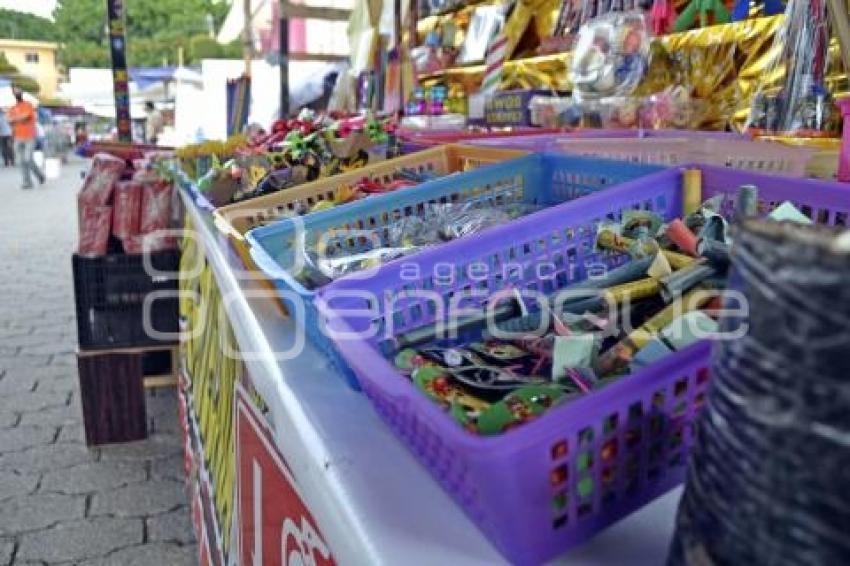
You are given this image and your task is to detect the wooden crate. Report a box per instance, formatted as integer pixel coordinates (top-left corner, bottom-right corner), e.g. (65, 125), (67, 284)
(77, 344), (178, 446)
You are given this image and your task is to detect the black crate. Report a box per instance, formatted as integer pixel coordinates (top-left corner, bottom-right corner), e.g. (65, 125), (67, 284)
(73, 251), (180, 349)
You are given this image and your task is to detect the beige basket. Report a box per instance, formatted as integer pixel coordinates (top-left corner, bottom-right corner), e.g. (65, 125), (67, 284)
(758, 136), (842, 180)
(212, 143), (528, 270)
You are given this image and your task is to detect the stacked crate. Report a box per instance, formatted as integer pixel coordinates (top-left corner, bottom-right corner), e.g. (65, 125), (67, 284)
(73, 152), (181, 445)
(73, 250), (181, 445)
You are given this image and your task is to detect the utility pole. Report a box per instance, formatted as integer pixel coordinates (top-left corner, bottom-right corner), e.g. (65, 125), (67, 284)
(279, 0), (289, 117)
(242, 0), (253, 77)
(106, 0), (131, 143)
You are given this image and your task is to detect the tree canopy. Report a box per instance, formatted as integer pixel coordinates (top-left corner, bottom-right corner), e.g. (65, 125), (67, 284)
(0, 9), (57, 42)
(52, 0), (238, 68)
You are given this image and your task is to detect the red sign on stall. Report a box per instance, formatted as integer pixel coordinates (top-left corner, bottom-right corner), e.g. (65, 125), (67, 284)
(236, 387), (336, 566)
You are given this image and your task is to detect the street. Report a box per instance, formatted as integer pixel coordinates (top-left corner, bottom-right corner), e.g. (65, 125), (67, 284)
(0, 157), (196, 565)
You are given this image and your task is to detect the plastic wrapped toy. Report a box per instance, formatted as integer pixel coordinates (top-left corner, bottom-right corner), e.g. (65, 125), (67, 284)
(570, 11), (651, 103)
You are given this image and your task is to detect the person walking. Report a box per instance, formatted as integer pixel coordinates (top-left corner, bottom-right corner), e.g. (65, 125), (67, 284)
(0, 109), (13, 167)
(144, 101), (163, 145)
(7, 87), (44, 189)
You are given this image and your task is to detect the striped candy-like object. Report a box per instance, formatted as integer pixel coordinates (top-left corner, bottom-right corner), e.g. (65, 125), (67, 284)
(481, 33), (508, 93)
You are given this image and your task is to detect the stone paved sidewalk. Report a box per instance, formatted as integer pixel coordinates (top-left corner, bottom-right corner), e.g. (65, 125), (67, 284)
(0, 157), (196, 565)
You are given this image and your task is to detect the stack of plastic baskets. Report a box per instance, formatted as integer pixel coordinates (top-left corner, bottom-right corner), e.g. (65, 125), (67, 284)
(213, 144), (527, 271)
(245, 153), (665, 389)
(317, 165), (850, 564)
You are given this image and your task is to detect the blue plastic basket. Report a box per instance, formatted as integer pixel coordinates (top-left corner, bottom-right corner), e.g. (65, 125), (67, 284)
(246, 153), (665, 388)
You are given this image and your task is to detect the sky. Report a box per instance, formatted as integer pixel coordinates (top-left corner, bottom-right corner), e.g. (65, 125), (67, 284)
(0, 0), (57, 20)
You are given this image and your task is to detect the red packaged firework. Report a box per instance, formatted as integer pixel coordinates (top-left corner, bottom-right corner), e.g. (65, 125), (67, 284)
(78, 153), (126, 206)
(112, 180), (142, 239)
(78, 204), (112, 256)
(139, 180), (173, 235)
(122, 232), (176, 254)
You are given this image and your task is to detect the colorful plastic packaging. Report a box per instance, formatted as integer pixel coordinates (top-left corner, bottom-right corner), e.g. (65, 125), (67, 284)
(122, 232), (176, 254)
(139, 180), (173, 235)
(78, 153), (126, 206)
(78, 204), (112, 256)
(112, 180), (142, 240)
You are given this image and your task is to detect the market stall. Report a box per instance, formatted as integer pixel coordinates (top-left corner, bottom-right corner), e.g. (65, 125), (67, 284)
(60, 0), (850, 563)
(135, 2), (850, 565)
(177, 182), (686, 565)
(175, 145), (850, 566)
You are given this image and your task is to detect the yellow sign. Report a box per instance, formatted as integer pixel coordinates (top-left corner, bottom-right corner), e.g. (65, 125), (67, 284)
(180, 218), (245, 562)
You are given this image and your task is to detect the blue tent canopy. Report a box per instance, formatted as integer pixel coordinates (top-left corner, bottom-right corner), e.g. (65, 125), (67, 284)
(129, 67), (201, 90)
(130, 67), (177, 89)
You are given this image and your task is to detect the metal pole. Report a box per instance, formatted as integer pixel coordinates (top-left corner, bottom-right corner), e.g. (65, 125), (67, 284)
(383, 0), (404, 156)
(394, 0), (403, 116)
(279, 1), (290, 117)
(106, 0), (131, 143)
(242, 0), (253, 77)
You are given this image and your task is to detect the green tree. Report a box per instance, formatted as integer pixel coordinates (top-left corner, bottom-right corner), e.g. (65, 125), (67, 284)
(189, 35), (224, 61)
(53, 0), (235, 68)
(0, 53), (40, 94)
(0, 9), (57, 41)
(53, 0), (107, 46)
(61, 41), (112, 68)
(221, 40), (244, 59)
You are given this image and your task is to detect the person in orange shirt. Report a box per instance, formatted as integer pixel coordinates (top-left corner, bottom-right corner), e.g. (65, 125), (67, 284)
(7, 87), (45, 189)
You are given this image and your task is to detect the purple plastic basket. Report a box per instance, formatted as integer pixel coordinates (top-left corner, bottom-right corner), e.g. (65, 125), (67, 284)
(317, 165), (850, 564)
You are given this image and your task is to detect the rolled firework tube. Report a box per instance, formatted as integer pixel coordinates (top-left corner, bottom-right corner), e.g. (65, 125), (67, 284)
(660, 260), (717, 302)
(597, 230), (695, 270)
(594, 288), (713, 376)
(492, 275), (662, 337)
(395, 299), (521, 349)
(397, 256), (656, 348)
(487, 258), (657, 337)
(602, 277), (662, 304)
(697, 237), (731, 268)
(666, 218), (700, 257)
(683, 168), (703, 216)
(735, 184), (759, 220)
(699, 215), (727, 243)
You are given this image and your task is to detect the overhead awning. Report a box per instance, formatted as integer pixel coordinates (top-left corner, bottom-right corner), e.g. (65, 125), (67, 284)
(130, 67), (203, 90)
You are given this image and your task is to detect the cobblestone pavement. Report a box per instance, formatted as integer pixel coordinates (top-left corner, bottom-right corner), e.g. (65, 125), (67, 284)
(0, 157), (196, 565)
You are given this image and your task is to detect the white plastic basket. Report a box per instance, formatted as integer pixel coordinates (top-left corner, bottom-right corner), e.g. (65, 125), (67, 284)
(554, 137), (814, 176)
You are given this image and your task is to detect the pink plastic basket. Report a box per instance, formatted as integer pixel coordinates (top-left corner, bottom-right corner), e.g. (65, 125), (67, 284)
(554, 137), (812, 175)
(467, 129), (750, 153)
(396, 127), (568, 146)
(318, 165), (850, 564)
